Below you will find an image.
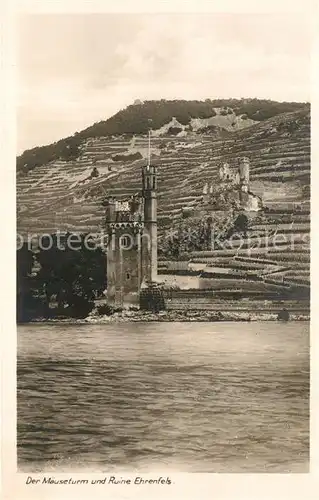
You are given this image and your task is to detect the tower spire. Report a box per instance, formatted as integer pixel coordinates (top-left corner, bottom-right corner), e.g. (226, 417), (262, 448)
(148, 129), (151, 168)
(147, 119), (152, 169)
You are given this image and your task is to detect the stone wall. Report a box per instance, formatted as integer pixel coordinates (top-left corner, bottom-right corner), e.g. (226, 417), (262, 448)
(163, 291), (310, 313)
(140, 286), (166, 311)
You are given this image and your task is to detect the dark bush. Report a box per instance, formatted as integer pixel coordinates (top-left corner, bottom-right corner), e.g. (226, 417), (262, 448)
(277, 308), (290, 321)
(17, 234), (107, 321)
(112, 152), (142, 162)
(200, 125), (218, 134)
(167, 127), (183, 136)
(90, 167), (99, 178)
(96, 303), (116, 316)
(234, 213), (249, 233)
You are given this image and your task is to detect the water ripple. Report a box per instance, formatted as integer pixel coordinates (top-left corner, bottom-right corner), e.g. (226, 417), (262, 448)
(17, 321), (309, 473)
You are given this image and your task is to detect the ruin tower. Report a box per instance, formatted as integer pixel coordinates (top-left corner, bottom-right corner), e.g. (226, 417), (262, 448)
(141, 164), (157, 283)
(239, 157), (250, 190)
(238, 157), (250, 207)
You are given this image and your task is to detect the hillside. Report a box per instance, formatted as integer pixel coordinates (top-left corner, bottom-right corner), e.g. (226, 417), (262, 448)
(17, 99), (308, 173)
(17, 100), (310, 301)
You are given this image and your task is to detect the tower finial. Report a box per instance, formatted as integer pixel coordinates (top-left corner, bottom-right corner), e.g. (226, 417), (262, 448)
(147, 119), (152, 169)
(148, 129), (151, 168)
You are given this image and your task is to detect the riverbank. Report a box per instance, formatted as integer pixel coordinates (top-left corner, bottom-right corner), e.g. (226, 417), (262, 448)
(85, 310), (310, 323)
(28, 308), (310, 324)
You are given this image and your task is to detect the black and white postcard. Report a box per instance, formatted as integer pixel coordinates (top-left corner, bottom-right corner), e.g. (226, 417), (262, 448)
(1, 0), (317, 499)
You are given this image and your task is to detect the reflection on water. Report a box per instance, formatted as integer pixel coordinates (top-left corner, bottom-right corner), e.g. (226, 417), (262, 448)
(17, 321), (309, 473)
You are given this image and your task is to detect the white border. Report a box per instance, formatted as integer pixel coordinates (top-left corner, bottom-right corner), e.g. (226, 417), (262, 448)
(1, 0), (318, 498)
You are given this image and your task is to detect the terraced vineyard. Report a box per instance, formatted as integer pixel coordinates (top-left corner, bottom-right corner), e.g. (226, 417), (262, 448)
(17, 104), (310, 300)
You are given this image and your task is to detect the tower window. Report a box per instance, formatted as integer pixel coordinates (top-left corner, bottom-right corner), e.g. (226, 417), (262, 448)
(126, 272), (131, 280)
(153, 177), (156, 189)
(120, 235), (131, 248)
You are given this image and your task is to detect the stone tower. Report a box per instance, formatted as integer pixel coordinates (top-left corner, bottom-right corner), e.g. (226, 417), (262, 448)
(239, 157), (250, 190)
(141, 164), (157, 283)
(105, 164), (157, 308)
(238, 157), (250, 207)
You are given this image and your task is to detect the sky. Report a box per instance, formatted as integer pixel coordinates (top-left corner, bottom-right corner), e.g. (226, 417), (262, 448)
(17, 12), (312, 153)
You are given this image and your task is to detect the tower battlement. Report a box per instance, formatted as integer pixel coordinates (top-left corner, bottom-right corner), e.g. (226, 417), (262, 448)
(107, 221), (144, 230)
(104, 195), (144, 223)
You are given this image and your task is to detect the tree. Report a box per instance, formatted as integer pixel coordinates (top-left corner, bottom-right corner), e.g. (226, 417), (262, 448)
(16, 234), (108, 320)
(234, 213), (249, 234)
(17, 244), (46, 322)
(90, 167), (99, 178)
(36, 234), (106, 318)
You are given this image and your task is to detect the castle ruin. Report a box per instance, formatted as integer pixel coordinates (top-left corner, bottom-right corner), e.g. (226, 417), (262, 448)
(215, 157), (262, 211)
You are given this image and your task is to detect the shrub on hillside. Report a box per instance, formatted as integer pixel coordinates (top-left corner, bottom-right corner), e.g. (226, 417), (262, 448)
(90, 167), (99, 178)
(199, 125), (218, 134)
(167, 127), (183, 136)
(234, 213), (249, 232)
(96, 303), (117, 316)
(225, 213), (249, 239)
(112, 152), (142, 162)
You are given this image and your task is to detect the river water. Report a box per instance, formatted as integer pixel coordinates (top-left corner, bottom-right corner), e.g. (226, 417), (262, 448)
(17, 321), (309, 473)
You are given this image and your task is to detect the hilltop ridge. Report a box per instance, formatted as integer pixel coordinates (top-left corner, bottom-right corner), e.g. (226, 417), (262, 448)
(17, 98), (309, 173)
